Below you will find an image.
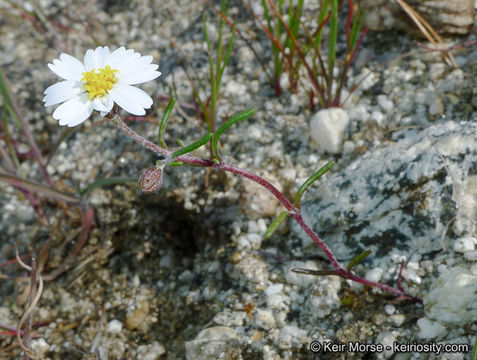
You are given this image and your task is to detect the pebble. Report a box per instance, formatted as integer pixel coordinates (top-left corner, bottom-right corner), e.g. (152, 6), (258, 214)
(236, 253), (269, 284)
(429, 96), (444, 116)
(388, 314), (406, 327)
(417, 317), (447, 339)
(377, 94), (393, 112)
(278, 325), (308, 348)
(237, 233), (262, 250)
(464, 251), (477, 262)
(213, 310), (247, 327)
(453, 237), (477, 253)
(106, 319), (123, 334)
(267, 293), (290, 313)
(30, 339), (49, 358)
(365, 267), (384, 283)
(254, 309), (276, 330)
(304, 277), (341, 319)
(136, 342), (166, 360)
(424, 267), (477, 324)
(384, 304), (395, 315)
(125, 301), (150, 330)
(375, 331), (397, 359)
(185, 326), (241, 360)
(309, 108), (349, 154)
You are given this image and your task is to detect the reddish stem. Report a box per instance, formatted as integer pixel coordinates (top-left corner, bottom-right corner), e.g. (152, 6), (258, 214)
(112, 115), (422, 304)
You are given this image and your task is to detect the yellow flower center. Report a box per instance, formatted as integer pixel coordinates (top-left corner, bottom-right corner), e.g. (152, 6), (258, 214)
(81, 65), (118, 100)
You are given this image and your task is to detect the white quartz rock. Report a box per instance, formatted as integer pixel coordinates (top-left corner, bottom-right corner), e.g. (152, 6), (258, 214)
(309, 108), (349, 154)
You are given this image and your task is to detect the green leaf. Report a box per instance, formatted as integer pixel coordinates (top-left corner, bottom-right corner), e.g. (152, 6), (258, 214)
(315, 0), (330, 48)
(80, 177), (137, 197)
(264, 211), (288, 239)
(349, 7), (364, 52)
(294, 160), (334, 208)
(172, 132), (213, 158)
(346, 249), (372, 272)
(212, 109), (255, 160)
(203, 13), (216, 132)
(168, 161), (183, 167)
(218, 24), (235, 86)
(158, 97), (176, 148)
(0, 67), (13, 105)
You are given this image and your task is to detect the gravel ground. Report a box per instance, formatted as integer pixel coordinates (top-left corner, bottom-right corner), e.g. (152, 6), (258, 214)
(0, 0), (476, 359)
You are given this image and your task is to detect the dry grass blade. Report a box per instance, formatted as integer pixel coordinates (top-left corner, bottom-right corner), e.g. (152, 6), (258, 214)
(15, 249), (43, 360)
(395, 0), (457, 68)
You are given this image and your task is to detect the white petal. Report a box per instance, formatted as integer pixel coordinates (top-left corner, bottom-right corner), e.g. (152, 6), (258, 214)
(47, 53), (85, 81)
(106, 48), (140, 70)
(43, 80), (83, 106)
(52, 95), (94, 127)
(92, 95), (113, 113)
(84, 46), (110, 71)
(109, 84), (153, 115)
(118, 69), (161, 85)
(115, 55), (154, 73)
(106, 46), (127, 67)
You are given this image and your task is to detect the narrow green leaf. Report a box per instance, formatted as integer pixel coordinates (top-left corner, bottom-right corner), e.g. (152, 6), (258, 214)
(262, 0), (283, 81)
(264, 211), (288, 239)
(218, 24), (235, 85)
(294, 161), (334, 207)
(315, 0), (330, 48)
(212, 109), (255, 160)
(80, 177), (137, 197)
(172, 132), (213, 158)
(289, 0), (304, 48)
(346, 249), (372, 272)
(0, 68), (13, 105)
(471, 336), (477, 360)
(158, 97), (176, 148)
(349, 8), (364, 52)
(168, 161), (183, 167)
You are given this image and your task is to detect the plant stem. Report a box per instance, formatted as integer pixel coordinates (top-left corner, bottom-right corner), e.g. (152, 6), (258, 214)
(111, 114), (422, 303)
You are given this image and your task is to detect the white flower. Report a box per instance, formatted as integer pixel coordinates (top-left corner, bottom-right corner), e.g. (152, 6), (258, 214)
(43, 46), (161, 127)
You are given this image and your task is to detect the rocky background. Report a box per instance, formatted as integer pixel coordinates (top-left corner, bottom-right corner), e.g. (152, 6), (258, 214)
(0, 0), (476, 359)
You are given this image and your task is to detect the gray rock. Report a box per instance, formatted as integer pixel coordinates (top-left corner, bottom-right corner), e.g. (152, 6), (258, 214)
(361, 0), (474, 35)
(293, 121), (477, 265)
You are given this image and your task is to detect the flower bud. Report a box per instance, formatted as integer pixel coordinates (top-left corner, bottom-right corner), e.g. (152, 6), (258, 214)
(138, 166), (163, 193)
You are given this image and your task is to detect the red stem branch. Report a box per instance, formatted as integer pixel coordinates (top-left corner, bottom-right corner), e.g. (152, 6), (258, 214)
(112, 115), (422, 303)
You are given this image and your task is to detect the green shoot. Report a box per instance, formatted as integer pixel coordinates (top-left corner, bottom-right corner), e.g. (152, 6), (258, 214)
(346, 249), (372, 271)
(294, 161), (334, 208)
(200, 0), (235, 132)
(158, 97), (176, 148)
(211, 109), (254, 161)
(264, 211), (289, 239)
